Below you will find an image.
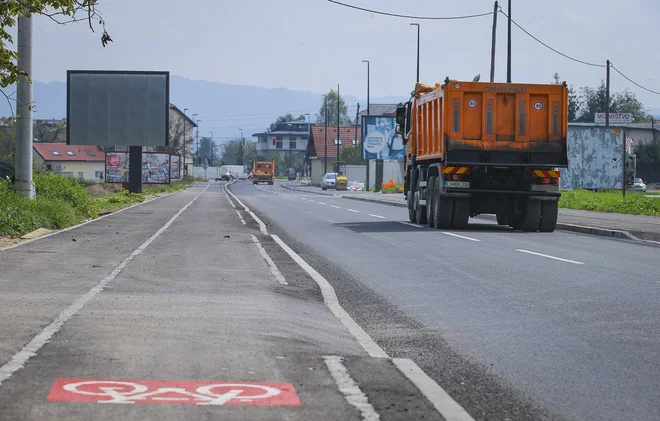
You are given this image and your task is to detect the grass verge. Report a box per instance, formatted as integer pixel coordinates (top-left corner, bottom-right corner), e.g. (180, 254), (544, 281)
(559, 189), (660, 216)
(0, 174), (192, 239)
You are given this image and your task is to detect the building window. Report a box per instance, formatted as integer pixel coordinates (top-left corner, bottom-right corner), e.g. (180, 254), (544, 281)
(352, 139), (358, 145)
(67, 151), (75, 156)
(78, 172), (84, 179)
(86, 149), (97, 156)
(333, 139), (342, 145)
(46, 164), (52, 170)
(276, 141), (283, 149)
(52, 151), (61, 156)
(95, 170), (104, 179)
(290, 141), (296, 150)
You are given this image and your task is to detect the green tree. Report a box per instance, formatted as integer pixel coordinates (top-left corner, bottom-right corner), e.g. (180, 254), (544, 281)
(221, 139), (256, 166)
(568, 86), (580, 122)
(198, 136), (218, 165)
(552, 72), (561, 85)
(635, 142), (660, 173)
(1, 1), (111, 113)
(315, 89), (353, 126)
(34, 120), (66, 143)
(270, 113), (306, 131)
(339, 145), (364, 165)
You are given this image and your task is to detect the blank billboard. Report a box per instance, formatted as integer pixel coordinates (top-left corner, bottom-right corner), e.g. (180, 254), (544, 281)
(67, 70), (169, 146)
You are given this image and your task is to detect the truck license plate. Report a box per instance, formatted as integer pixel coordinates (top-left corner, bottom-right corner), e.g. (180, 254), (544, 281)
(445, 181), (470, 189)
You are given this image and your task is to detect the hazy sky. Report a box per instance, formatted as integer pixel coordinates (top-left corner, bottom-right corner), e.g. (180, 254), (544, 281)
(25, 0), (660, 111)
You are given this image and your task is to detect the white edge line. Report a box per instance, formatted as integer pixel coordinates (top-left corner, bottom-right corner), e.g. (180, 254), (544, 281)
(270, 234), (388, 359)
(235, 210), (246, 225)
(323, 355), (381, 421)
(368, 214), (386, 219)
(250, 234), (288, 285)
(516, 249), (585, 265)
(398, 221), (423, 228)
(443, 232), (481, 242)
(0, 184), (210, 387)
(224, 187), (237, 208)
(393, 358), (476, 421)
(0, 185), (203, 253)
(225, 183), (268, 235)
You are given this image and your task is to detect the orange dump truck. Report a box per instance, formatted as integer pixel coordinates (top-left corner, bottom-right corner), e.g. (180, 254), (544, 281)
(397, 79), (568, 232)
(252, 157), (275, 185)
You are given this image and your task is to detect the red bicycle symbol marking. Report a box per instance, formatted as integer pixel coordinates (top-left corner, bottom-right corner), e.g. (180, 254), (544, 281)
(47, 378), (301, 406)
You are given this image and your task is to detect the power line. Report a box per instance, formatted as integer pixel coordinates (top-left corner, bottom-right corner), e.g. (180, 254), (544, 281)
(499, 10), (606, 68)
(326, 0), (493, 20)
(610, 65), (660, 96)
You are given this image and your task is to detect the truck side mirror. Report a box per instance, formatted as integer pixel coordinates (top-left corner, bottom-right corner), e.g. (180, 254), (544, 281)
(396, 103), (406, 127)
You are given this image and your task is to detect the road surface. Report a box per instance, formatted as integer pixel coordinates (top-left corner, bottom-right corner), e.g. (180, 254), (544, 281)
(0, 182), (444, 421)
(227, 180), (660, 421)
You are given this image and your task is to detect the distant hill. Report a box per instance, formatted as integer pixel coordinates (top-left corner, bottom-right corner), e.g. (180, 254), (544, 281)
(649, 108), (660, 119)
(0, 76), (407, 143)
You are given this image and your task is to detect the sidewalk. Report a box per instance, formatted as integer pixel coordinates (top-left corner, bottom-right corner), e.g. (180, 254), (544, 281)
(282, 182), (660, 243)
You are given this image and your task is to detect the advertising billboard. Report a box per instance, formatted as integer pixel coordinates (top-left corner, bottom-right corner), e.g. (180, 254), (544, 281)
(67, 70), (169, 146)
(105, 152), (130, 183)
(170, 154), (181, 180)
(142, 152), (171, 184)
(361, 116), (405, 160)
(105, 151), (171, 184)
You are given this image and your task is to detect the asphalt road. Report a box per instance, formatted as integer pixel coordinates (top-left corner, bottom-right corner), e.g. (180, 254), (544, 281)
(0, 182), (446, 420)
(229, 181), (660, 421)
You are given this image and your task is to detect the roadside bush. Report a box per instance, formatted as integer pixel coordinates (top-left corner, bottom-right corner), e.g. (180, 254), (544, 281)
(33, 172), (93, 217)
(560, 189), (660, 216)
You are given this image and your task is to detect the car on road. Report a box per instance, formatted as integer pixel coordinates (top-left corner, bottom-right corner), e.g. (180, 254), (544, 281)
(321, 173), (337, 190)
(634, 178), (647, 192)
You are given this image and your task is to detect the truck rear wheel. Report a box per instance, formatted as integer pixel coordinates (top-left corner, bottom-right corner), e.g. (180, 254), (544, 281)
(408, 170), (417, 223)
(415, 190), (427, 225)
(426, 176), (437, 227)
(539, 201), (559, 232)
(433, 183), (453, 229)
(452, 199), (470, 229)
(522, 200), (542, 232)
(496, 213), (509, 226)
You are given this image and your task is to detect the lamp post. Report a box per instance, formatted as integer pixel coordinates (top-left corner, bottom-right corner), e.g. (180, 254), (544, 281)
(239, 128), (244, 166)
(195, 119), (201, 165)
(209, 131), (213, 165)
(324, 99), (329, 174)
(361, 60), (370, 116)
(410, 23), (420, 83)
(287, 123), (293, 171)
(304, 113), (311, 178)
(183, 108), (189, 175)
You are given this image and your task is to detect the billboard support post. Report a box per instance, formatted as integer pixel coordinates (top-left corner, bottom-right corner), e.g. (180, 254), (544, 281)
(129, 146), (143, 194)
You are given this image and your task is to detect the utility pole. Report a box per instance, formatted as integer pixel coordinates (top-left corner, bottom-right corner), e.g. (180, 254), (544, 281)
(605, 60), (611, 128)
(209, 131), (213, 165)
(490, 1), (499, 82)
(507, 0), (512, 83)
(305, 113), (311, 178)
(324, 96), (328, 175)
(183, 108), (189, 176)
(410, 23), (420, 83)
(15, 11), (34, 198)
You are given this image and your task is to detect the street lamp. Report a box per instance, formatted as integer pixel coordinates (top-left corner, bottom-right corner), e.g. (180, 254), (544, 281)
(410, 23), (420, 83)
(195, 118), (201, 165)
(209, 131), (213, 165)
(183, 108), (189, 175)
(361, 60), (370, 116)
(304, 113), (311, 178)
(287, 123), (293, 171)
(239, 128), (244, 166)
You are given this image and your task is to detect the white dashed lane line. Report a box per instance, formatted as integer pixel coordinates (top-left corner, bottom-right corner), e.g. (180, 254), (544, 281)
(443, 232), (480, 242)
(331, 205), (342, 209)
(516, 249), (585, 265)
(368, 214), (386, 219)
(346, 209), (360, 213)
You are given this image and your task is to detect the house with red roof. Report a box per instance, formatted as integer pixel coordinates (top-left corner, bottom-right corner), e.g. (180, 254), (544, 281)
(305, 125), (359, 186)
(33, 143), (106, 181)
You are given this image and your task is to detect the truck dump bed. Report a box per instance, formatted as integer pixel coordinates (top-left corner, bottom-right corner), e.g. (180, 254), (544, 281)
(409, 81), (569, 167)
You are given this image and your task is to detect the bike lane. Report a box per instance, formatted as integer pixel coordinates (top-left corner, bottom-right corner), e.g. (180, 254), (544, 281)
(0, 182), (444, 421)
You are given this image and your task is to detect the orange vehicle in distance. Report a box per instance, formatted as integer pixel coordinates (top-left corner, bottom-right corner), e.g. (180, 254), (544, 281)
(252, 157), (275, 185)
